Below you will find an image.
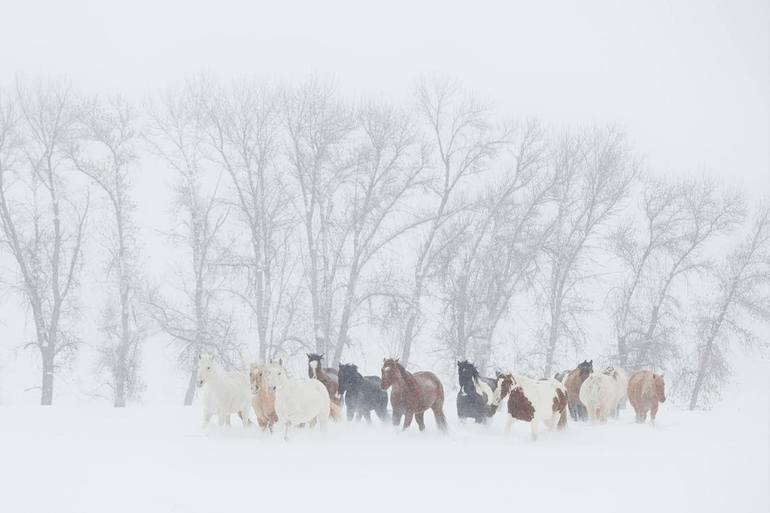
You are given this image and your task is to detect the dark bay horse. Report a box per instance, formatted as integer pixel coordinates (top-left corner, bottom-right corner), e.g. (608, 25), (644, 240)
(338, 363), (388, 422)
(307, 353), (342, 420)
(564, 360), (593, 421)
(456, 360), (498, 423)
(380, 358), (448, 432)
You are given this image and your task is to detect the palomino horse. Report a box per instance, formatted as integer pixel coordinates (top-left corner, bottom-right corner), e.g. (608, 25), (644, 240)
(307, 353), (343, 421)
(456, 360), (498, 423)
(249, 362), (280, 432)
(563, 360), (593, 421)
(579, 372), (616, 424)
(627, 370), (666, 424)
(380, 358), (448, 432)
(337, 363), (388, 422)
(196, 354), (253, 428)
(263, 362), (330, 440)
(494, 373), (567, 440)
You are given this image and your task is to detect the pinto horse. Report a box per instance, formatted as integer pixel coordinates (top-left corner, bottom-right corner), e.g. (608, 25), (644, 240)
(380, 358), (448, 432)
(307, 353), (343, 421)
(456, 360), (498, 423)
(563, 360), (593, 421)
(249, 362), (279, 432)
(494, 373), (567, 440)
(338, 363), (388, 422)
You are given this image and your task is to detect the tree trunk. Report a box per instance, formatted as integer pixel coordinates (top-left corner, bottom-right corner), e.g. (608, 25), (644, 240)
(183, 367), (197, 406)
(114, 378), (127, 408)
(40, 349), (54, 406)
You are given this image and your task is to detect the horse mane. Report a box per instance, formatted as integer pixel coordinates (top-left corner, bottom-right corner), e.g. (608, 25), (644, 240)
(395, 362), (420, 391)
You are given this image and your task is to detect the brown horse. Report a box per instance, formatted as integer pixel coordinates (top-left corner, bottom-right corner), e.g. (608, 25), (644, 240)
(307, 353), (343, 421)
(564, 360), (593, 421)
(627, 370), (666, 424)
(249, 363), (279, 432)
(380, 358), (448, 432)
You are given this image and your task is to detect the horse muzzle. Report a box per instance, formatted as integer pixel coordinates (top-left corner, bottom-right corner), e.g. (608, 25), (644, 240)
(197, 380), (204, 388)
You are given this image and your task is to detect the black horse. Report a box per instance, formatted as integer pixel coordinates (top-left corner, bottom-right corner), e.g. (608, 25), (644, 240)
(337, 363), (388, 422)
(456, 360), (498, 423)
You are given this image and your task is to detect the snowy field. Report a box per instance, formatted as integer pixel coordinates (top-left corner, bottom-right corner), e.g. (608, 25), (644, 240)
(2, 373), (768, 513)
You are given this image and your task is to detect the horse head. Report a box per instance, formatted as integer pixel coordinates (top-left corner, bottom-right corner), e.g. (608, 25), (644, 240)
(196, 354), (216, 388)
(457, 360), (479, 393)
(337, 363), (359, 395)
(494, 373), (514, 404)
(249, 363), (264, 394)
(577, 360), (593, 378)
(381, 358), (401, 390)
(653, 373), (666, 402)
(307, 353), (324, 378)
(263, 361), (288, 392)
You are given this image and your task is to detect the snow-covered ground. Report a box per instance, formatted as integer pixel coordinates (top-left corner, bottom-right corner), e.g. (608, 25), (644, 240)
(2, 373), (768, 513)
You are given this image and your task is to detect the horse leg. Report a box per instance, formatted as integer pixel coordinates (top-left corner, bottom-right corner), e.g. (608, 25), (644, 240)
(238, 410), (250, 427)
(402, 412), (414, 431)
(530, 420), (539, 441)
(283, 422), (291, 441)
(650, 402), (658, 424)
(415, 412), (425, 431)
(347, 406), (355, 422)
(392, 409), (403, 428)
(201, 411), (213, 429)
(363, 410), (372, 423)
(504, 415), (514, 435)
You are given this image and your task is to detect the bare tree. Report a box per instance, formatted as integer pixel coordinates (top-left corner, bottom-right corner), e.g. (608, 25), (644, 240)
(685, 203), (769, 409)
(613, 180), (744, 370)
(145, 81), (243, 405)
(433, 120), (554, 371)
(538, 127), (636, 378)
(400, 79), (511, 365)
(0, 80), (88, 405)
(324, 101), (430, 364)
(283, 79), (355, 355)
(200, 79), (302, 361)
(68, 96), (147, 407)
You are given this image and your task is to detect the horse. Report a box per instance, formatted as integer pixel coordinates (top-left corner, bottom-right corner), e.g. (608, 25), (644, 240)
(196, 354), (253, 428)
(262, 362), (330, 440)
(579, 372), (616, 424)
(603, 366), (628, 417)
(553, 369), (571, 383)
(380, 358), (448, 432)
(494, 373), (567, 440)
(249, 362), (279, 432)
(307, 353), (343, 421)
(456, 360), (498, 423)
(337, 363), (388, 422)
(627, 371), (666, 424)
(563, 360), (593, 421)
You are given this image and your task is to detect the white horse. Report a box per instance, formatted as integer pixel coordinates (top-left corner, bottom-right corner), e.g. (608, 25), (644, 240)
(197, 354), (253, 428)
(579, 372), (616, 424)
(494, 374), (568, 440)
(262, 362), (330, 441)
(603, 366), (628, 417)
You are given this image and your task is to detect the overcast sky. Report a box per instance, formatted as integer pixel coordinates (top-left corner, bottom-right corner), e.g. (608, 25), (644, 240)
(1, 0), (768, 196)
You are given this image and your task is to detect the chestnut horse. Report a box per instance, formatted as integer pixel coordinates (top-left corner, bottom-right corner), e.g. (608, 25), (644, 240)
(627, 370), (666, 424)
(380, 358), (448, 432)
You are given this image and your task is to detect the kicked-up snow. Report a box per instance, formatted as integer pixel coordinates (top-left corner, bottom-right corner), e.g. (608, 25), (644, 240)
(1, 375), (767, 513)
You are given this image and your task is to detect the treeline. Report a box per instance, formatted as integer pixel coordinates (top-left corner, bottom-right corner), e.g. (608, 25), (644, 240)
(0, 77), (767, 409)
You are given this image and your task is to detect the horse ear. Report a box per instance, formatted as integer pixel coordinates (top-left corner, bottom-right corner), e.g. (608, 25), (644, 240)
(306, 353), (310, 358)
(395, 358), (400, 363)
(320, 353), (325, 359)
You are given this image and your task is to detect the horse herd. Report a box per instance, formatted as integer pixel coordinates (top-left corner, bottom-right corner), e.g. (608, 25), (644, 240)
(196, 354), (667, 441)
